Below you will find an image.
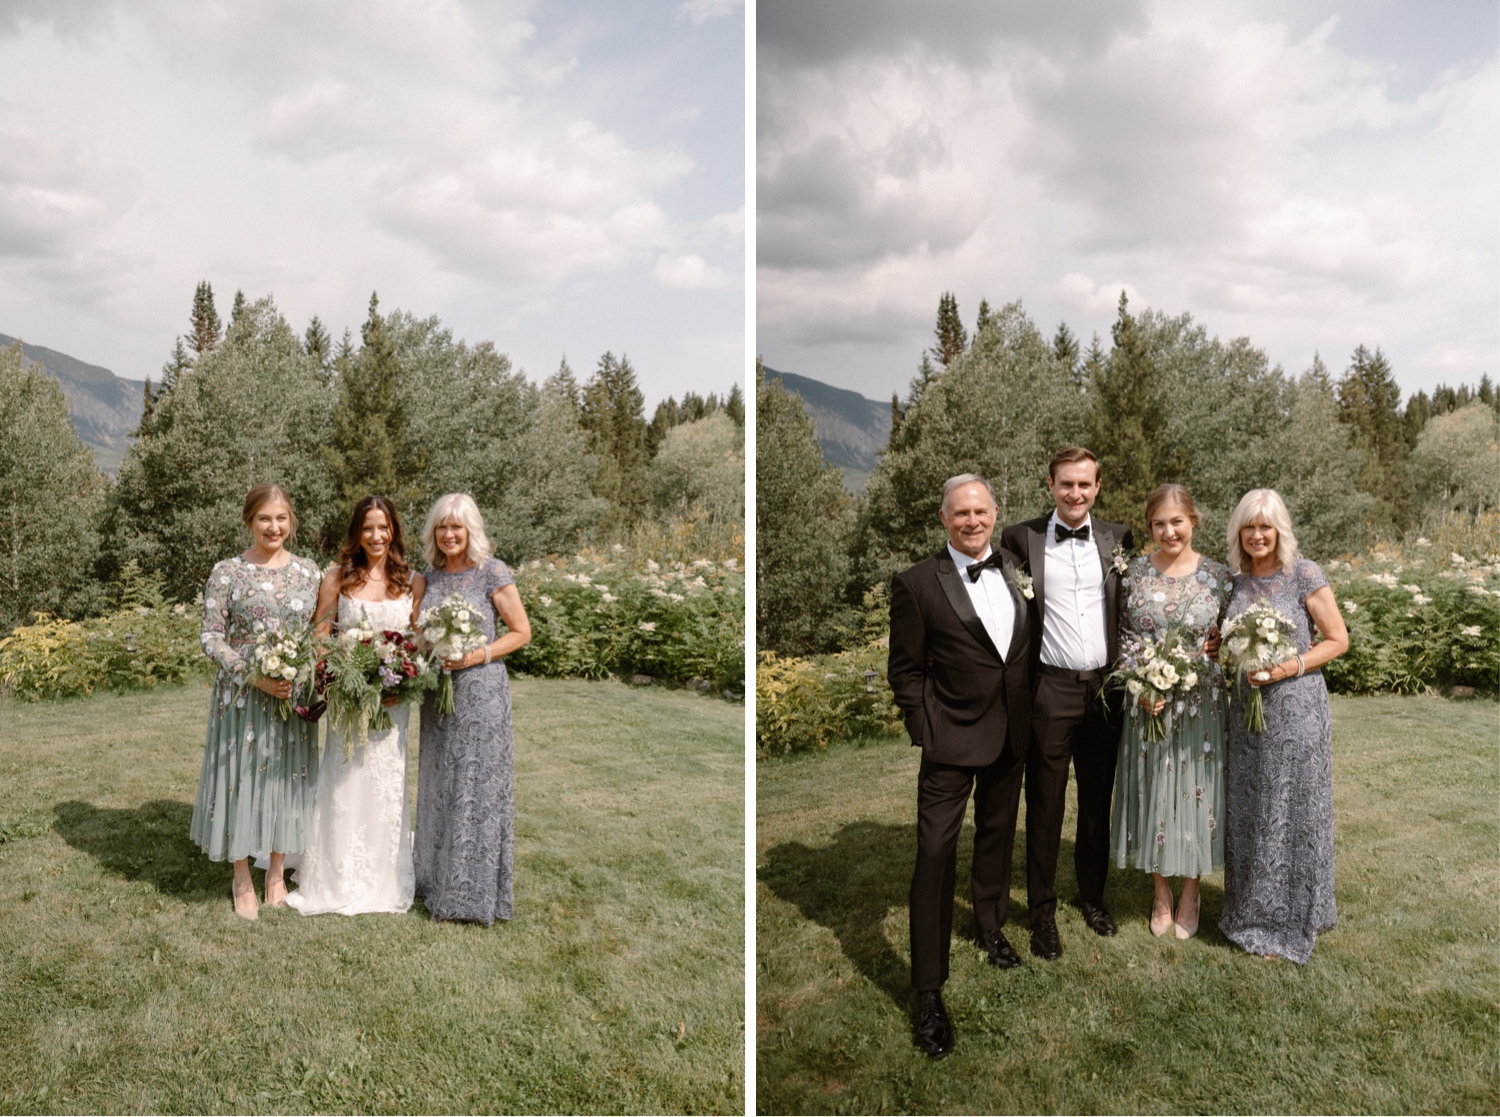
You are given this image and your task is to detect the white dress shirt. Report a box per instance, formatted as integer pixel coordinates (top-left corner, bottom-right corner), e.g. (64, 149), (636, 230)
(947, 544), (1016, 663)
(1039, 512), (1108, 670)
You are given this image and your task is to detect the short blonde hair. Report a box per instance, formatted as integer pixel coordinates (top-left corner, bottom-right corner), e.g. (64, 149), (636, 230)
(422, 493), (494, 569)
(1226, 489), (1299, 574)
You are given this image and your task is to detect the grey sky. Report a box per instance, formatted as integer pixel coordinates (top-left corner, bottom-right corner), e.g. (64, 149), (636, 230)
(0, 0), (744, 405)
(757, 0), (1498, 402)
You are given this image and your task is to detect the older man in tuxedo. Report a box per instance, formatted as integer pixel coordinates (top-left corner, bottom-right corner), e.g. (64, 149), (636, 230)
(887, 473), (1032, 1059)
(999, 446), (1133, 961)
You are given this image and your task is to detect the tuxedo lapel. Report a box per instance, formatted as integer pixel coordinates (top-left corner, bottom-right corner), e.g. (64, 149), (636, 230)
(1001, 557), (1029, 663)
(935, 555), (1002, 661)
(1026, 522), (1048, 621)
(1093, 522), (1120, 660)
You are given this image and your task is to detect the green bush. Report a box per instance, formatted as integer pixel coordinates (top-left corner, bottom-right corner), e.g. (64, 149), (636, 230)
(755, 642), (902, 756)
(508, 549), (744, 693)
(0, 571), (207, 702)
(1323, 542), (1500, 696)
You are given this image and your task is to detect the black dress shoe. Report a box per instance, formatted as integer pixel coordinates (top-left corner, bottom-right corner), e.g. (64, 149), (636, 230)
(1030, 919), (1063, 960)
(980, 928), (1022, 969)
(913, 990), (954, 1059)
(1079, 900), (1117, 937)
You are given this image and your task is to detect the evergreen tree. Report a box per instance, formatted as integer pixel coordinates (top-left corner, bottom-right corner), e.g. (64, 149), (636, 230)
(974, 298), (994, 339)
(724, 383), (744, 428)
(321, 293), (417, 533)
(304, 316), (332, 381)
(647, 396), (682, 457)
(1085, 293), (1175, 528)
(757, 364), (852, 654)
(1053, 322), (1082, 391)
(188, 281), (221, 358)
(908, 351), (940, 408)
(546, 356), (583, 421)
(0, 343), (107, 627)
(1336, 345), (1414, 533)
(580, 352), (650, 525)
(229, 289), (248, 328)
(930, 291), (968, 368)
(141, 338), (191, 437)
(1273, 367), (1373, 558)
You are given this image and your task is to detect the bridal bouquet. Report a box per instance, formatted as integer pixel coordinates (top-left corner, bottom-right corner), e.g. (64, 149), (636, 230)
(321, 619), (436, 757)
(417, 594), (488, 715)
(1217, 602), (1296, 733)
(1108, 626), (1201, 743)
(244, 616), (318, 721)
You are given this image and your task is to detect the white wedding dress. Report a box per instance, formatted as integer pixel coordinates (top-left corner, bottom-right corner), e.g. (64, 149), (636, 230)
(287, 593), (415, 916)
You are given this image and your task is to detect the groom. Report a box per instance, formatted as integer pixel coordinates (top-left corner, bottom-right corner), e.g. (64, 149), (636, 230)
(888, 474), (1032, 1059)
(1000, 446), (1133, 959)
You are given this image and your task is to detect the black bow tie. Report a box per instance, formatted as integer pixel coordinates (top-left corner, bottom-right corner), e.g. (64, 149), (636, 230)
(1055, 523), (1090, 543)
(966, 552), (1006, 582)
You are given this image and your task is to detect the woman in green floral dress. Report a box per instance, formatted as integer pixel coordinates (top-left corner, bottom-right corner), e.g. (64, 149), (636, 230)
(1109, 484), (1231, 939)
(190, 484), (322, 920)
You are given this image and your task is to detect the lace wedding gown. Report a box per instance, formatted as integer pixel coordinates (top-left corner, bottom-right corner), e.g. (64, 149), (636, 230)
(287, 593), (415, 916)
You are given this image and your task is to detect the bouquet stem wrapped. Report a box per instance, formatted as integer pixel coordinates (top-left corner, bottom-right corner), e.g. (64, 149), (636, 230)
(1217, 602), (1297, 732)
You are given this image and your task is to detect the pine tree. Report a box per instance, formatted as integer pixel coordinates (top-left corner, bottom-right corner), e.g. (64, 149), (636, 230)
(1337, 345), (1414, 533)
(188, 281), (221, 358)
(1053, 322), (1082, 390)
(304, 316), (332, 382)
(1085, 292), (1175, 528)
(647, 396), (682, 457)
(974, 298), (994, 339)
(229, 289), (248, 329)
(140, 338), (191, 438)
(546, 356), (583, 421)
(725, 383), (744, 428)
(322, 293), (415, 531)
(930, 291), (967, 368)
(580, 352), (650, 525)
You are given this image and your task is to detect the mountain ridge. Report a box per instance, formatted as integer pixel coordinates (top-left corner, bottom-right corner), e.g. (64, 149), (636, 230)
(762, 365), (889, 492)
(1, 333), (145, 473)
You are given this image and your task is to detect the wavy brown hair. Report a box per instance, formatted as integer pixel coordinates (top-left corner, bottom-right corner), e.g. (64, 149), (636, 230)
(336, 495), (413, 598)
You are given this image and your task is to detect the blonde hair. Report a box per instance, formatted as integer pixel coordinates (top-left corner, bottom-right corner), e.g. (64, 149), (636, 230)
(1145, 483), (1200, 528)
(1226, 489), (1299, 574)
(422, 493), (494, 569)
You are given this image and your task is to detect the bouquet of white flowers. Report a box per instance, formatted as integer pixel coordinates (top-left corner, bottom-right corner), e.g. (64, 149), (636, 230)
(416, 594), (489, 715)
(1107, 626), (1202, 742)
(1217, 601), (1296, 732)
(244, 616), (318, 720)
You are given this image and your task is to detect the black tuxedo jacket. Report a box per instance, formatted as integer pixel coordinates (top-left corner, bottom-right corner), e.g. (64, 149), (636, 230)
(998, 514), (1134, 674)
(886, 546), (1033, 768)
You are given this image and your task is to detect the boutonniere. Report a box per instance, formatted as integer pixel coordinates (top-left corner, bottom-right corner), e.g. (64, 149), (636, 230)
(1111, 544), (1129, 577)
(1007, 567), (1034, 600)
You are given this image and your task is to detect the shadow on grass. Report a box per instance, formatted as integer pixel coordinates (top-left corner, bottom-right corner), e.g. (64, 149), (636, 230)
(759, 820), (913, 1008)
(52, 799), (233, 901)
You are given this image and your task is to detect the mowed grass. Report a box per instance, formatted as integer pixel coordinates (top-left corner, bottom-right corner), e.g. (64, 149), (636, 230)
(0, 678), (743, 1115)
(757, 695), (1499, 1115)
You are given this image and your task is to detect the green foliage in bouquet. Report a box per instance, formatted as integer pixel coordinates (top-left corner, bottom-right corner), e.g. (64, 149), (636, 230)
(509, 550), (744, 692)
(755, 642), (902, 756)
(0, 563), (207, 701)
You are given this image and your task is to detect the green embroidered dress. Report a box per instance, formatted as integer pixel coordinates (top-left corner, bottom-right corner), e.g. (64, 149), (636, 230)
(1109, 555), (1232, 878)
(190, 554), (322, 863)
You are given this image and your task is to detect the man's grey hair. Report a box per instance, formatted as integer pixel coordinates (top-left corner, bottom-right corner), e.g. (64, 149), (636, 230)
(940, 473), (996, 514)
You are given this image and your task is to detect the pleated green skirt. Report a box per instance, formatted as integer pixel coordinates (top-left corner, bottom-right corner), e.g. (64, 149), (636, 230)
(1109, 694), (1227, 878)
(190, 675), (320, 863)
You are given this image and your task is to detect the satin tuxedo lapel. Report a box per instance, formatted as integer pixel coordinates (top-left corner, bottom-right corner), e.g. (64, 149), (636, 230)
(1001, 555), (1030, 663)
(935, 554), (1002, 661)
(1091, 523), (1122, 662)
(1025, 521), (1048, 622)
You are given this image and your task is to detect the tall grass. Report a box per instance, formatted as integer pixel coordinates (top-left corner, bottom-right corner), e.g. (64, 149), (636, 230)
(756, 695), (1498, 1115)
(0, 679), (744, 1114)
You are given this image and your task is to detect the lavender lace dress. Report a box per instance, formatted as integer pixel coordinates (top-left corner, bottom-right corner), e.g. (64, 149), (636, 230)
(415, 558), (516, 924)
(1219, 558), (1337, 963)
(190, 554), (321, 863)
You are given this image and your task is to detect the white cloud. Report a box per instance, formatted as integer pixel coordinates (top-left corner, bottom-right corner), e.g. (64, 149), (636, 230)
(655, 254), (728, 289)
(676, 0), (742, 26)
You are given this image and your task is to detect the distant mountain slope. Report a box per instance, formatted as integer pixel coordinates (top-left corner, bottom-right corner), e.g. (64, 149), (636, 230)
(763, 366), (889, 492)
(0, 333), (144, 473)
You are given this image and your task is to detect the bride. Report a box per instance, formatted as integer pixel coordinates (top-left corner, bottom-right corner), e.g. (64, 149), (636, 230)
(287, 495), (419, 916)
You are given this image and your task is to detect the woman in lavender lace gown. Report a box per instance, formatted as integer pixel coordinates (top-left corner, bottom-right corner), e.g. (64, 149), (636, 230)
(1219, 489), (1349, 963)
(412, 493), (531, 924)
(191, 484), (321, 921)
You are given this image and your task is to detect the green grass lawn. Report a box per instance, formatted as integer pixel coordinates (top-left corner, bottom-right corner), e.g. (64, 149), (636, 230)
(756, 695), (1499, 1115)
(0, 678), (744, 1115)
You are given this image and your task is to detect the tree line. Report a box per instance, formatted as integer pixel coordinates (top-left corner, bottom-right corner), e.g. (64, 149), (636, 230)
(0, 282), (743, 630)
(759, 292), (1498, 655)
